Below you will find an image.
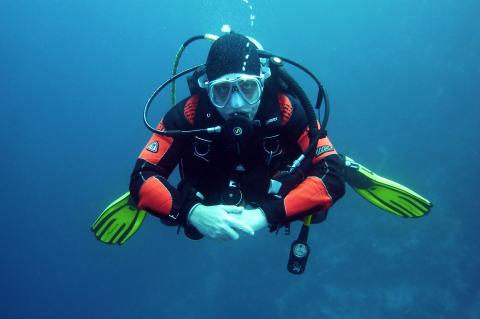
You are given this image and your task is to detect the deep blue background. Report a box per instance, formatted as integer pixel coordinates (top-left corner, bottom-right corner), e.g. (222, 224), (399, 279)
(1, 0), (479, 318)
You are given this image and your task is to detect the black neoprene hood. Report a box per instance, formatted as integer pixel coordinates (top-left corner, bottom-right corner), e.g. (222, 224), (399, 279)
(205, 33), (261, 81)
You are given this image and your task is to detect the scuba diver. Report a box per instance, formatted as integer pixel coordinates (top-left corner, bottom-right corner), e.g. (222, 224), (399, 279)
(92, 31), (432, 274)
(129, 32), (345, 241)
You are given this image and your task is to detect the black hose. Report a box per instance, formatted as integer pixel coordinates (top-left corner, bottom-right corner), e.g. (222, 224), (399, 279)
(259, 50), (329, 138)
(276, 67), (319, 146)
(267, 63), (319, 161)
(144, 64), (204, 135)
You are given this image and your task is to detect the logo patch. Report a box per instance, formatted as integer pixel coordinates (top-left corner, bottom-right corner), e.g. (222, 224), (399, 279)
(233, 127), (243, 136)
(315, 145), (334, 157)
(146, 141), (159, 153)
(265, 117), (278, 125)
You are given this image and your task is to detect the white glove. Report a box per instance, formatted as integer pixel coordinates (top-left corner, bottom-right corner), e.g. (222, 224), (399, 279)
(187, 204), (255, 240)
(231, 208), (268, 232)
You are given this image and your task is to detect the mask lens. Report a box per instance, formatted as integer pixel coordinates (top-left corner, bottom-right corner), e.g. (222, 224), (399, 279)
(238, 79), (261, 103)
(208, 75), (263, 108)
(210, 82), (232, 107)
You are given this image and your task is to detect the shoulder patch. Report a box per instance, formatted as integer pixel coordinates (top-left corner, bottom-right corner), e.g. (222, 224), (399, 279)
(277, 93), (293, 126)
(146, 141), (159, 153)
(315, 145), (334, 157)
(184, 95), (200, 126)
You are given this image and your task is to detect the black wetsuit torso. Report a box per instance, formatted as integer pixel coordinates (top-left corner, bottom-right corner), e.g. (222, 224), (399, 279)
(129, 88), (345, 233)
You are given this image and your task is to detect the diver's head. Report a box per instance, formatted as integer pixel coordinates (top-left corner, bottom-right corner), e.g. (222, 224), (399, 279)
(203, 33), (268, 121)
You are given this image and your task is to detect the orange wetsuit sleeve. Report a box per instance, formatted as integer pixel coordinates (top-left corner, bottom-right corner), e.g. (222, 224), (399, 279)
(129, 96), (203, 224)
(260, 95), (345, 226)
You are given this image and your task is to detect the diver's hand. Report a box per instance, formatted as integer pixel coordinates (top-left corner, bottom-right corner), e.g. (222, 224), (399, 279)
(187, 204), (255, 240)
(232, 208), (268, 232)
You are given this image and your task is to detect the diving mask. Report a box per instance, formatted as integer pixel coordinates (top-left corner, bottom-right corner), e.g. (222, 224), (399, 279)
(201, 73), (265, 108)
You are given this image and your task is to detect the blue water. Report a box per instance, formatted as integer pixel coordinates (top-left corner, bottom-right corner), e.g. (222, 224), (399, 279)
(1, 0), (479, 318)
